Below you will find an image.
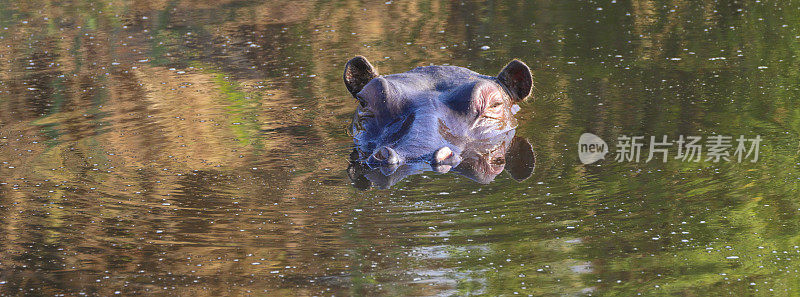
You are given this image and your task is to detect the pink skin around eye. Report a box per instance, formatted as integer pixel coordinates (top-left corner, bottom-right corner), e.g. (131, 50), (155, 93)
(478, 84), (508, 120)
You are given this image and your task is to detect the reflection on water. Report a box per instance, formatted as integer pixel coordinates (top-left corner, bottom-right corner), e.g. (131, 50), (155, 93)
(0, 0), (799, 295)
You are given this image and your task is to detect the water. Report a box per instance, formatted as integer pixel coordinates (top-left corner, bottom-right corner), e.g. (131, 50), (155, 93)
(1, 1), (799, 296)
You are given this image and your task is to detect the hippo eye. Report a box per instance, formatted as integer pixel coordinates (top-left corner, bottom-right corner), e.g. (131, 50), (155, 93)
(481, 100), (505, 121)
(491, 156), (506, 165)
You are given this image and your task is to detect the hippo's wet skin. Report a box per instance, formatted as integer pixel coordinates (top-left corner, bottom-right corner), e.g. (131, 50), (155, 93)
(344, 56), (535, 189)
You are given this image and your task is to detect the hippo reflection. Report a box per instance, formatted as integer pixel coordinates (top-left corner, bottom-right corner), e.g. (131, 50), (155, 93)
(344, 56), (535, 189)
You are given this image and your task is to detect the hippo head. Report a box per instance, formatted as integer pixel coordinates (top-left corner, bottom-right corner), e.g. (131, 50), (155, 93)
(344, 56), (535, 189)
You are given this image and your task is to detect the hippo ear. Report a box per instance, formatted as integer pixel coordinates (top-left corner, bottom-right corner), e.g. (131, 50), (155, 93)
(344, 56), (379, 97)
(497, 59), (532, 102)
(505, 136), (535, 181)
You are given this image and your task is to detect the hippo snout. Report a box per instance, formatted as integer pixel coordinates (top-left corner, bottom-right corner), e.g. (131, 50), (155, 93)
(368, 146), (401, 166)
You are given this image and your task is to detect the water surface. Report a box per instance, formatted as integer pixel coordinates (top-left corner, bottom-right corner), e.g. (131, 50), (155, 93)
(1, 1), (799, 296)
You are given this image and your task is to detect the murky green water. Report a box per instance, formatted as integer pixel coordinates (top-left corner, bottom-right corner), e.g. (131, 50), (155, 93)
(1, 1), (799, 296)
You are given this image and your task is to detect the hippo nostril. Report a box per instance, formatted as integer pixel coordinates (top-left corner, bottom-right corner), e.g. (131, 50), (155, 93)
(433, 147), (461, 165)
(435, 147), (453, 163)
(371, 146), (400, 165)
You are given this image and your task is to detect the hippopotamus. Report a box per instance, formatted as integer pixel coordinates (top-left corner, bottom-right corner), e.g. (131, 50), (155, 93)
(344, 56), (535, 189)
